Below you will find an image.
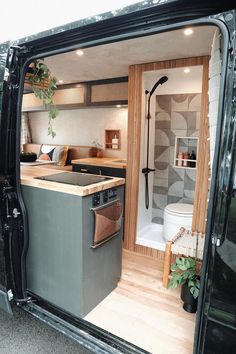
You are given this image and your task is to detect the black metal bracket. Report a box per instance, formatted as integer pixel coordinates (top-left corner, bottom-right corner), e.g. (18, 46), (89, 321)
(142, 167), (155, 175)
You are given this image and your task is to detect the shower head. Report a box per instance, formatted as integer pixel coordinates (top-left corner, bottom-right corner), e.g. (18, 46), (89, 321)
(149, 76), (168, 96)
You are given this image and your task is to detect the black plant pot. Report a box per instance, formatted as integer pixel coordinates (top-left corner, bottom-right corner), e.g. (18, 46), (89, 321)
(180, 283), (198, 313)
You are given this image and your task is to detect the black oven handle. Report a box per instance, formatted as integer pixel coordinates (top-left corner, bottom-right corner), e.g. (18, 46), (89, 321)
(90, 198), (120, 211)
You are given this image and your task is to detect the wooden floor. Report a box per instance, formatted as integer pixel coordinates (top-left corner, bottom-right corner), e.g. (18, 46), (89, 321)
(85, 250), (195, 354)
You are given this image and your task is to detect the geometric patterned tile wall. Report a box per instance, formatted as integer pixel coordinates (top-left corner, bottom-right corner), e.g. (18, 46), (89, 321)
(152, 93), (201, 224)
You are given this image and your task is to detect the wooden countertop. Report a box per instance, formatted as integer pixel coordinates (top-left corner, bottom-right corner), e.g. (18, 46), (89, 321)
(71, 157), (127, 169)
(20, 166), (125, 197)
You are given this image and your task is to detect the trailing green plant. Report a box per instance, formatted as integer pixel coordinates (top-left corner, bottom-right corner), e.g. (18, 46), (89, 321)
(26, 60), (58, 138)
(168, 231), (201, 299)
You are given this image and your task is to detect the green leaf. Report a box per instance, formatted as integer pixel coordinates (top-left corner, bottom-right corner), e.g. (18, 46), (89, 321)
(190, 286), (199, 299)
(49, 106), (59, 119)
(171, 264), (178, 271)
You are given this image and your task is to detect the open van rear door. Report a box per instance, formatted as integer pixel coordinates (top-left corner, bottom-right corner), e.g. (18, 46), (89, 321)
(0, 3), (235, 353)
(0, 44), (28, 314)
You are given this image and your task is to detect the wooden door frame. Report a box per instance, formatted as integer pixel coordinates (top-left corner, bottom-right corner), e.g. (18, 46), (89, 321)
(124, 56), (210, 259)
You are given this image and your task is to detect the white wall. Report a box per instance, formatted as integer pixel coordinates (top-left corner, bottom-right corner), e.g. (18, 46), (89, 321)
(137, 66), (203, 234)
(29, 107), (128, 158)
(209, 29), (222, 169)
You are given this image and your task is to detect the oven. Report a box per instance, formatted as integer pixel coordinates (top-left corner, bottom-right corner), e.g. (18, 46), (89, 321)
(91, 191), (123, 249)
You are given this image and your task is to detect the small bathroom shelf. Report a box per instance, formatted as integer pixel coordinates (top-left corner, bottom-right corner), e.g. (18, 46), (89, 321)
(105, 129), (121, 150)
(174, 136), (198, 170)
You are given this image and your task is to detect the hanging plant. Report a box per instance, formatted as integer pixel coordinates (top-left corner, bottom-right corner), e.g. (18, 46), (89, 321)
(25, 59), (59, 138)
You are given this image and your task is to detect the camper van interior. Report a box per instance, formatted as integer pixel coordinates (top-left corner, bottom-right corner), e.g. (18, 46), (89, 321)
(20, 23), (222, 354)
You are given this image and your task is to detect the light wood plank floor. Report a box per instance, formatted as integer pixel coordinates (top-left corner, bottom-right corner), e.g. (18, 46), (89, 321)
(85, 249), (195, 354)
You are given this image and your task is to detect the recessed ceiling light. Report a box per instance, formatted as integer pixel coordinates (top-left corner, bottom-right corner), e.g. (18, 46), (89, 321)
(116, 104), (121, 108)
(76, 50), (84, 56)
(184, 68), (190, 74)
(58, 79), (64, 84)
(184, 28), (193, 36)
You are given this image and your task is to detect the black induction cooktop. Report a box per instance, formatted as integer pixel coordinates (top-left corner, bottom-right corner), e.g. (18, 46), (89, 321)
(35, 172), (112, 186)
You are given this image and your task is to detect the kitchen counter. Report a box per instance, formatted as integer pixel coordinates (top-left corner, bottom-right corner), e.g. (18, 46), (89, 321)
(71, 157), (127, 169)
(20, 166), (125, 197)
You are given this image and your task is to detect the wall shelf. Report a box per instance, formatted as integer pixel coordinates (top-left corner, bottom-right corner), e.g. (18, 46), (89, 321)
(174, 136), (198, 169)
(173, 164), (197, 170)
(105, 129), (121, 150)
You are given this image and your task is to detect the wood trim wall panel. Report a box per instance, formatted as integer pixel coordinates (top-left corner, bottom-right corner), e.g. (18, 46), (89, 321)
(192, 57), (210, 233)
(123, 65), (143, 251)
(124, 56), (210, 259)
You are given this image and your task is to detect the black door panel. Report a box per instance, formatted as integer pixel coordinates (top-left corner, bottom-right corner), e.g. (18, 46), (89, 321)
(204, 321), (236, 354)
(0, 46), (28, 312)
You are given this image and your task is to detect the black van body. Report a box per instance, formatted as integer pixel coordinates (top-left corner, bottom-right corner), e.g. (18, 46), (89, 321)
(0, 1), (236, 353)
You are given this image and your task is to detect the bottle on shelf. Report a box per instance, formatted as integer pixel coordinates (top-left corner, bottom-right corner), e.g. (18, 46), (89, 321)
(177, 152), (183, 166)
(189, 150), (196, 168)
(112, 135), (119, 149)
(183, 152), (189, 167)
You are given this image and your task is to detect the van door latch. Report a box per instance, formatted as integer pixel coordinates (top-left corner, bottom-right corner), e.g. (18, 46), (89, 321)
(12, 208), (21, 218)
(7, 289), (14, 301)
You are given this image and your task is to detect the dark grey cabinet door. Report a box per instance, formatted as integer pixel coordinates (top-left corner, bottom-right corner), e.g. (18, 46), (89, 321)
(101, 166), (126, 178)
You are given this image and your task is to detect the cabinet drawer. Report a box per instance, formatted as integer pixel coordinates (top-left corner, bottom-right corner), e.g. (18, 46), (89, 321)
(72, 164), (101, 175)
(72, 164), (126, 178)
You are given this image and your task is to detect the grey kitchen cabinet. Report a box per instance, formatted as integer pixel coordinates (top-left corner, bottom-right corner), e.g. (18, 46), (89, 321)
(23, 184), (124, 318)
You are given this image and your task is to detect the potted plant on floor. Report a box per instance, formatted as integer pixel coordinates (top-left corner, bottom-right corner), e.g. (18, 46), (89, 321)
(168, 232), (201, 313)
(168, 256), (200, 313)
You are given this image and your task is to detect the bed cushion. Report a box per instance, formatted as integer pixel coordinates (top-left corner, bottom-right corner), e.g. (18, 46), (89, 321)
(38, 144), (69, 166)
(23, 143), (97, 166)
(38, 145), (55, 161)
(52, 145), (69, 166)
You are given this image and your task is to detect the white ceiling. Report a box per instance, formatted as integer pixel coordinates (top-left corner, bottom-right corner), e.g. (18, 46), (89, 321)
(44, 25), (216, 84)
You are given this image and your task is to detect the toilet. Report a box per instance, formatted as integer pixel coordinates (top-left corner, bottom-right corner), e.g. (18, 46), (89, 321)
(163, 203), (193, 241)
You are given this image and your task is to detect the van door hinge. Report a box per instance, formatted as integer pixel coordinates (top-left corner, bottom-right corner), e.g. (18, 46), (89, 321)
(4, 68), (9, 81)
(10, 44), (28, 53)
(15, 297), (36, 306)
(211, 233), (221, 246)
(204, 301), (210, 315)
(211, 233), (216, 245)
(7, 289), (13, 301)
(12, 207), (21, 218)
(212, 233), (221, 247)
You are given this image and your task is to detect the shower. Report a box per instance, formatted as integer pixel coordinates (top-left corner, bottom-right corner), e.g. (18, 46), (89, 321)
(142, 76), (168, 209)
